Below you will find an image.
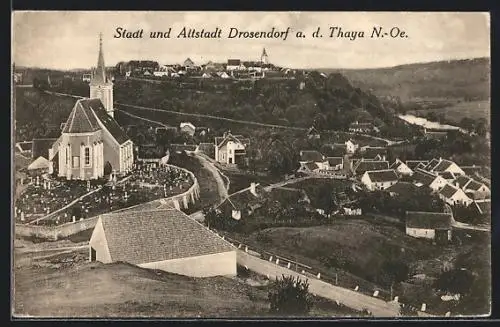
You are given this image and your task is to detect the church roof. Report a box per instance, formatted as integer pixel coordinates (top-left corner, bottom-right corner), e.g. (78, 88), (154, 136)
(62, 98), (130, 145)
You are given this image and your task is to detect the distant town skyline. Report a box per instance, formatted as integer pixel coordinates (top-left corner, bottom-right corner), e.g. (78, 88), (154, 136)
(13, 11), (490, 70)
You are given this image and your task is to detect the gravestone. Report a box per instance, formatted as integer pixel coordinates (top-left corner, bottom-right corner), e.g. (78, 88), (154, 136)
(373, 290), (379, 297)
(269, 256), (273, 262)
(245, 246), (248, 253)
(421, 303), (426, 312)
(72, 216), (76, 223)
(317, 273), (321, 279)
(301, 270), (305, 274)
(287, 262), (291, 269)
(275, 259), (279, 265)
(394, 296), (399, 303)
(354, 286), (359, 291)
(445, 312), (451, 317)
(20, 212), (25, 222)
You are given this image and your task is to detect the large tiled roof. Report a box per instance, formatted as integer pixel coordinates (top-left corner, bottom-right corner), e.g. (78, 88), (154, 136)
(406, 211), (452, 229)
(454, 175), (472, 189)
(439, 184), (459, 198)
(433, 160), (455, 172)
(387, 181), (420, 196)
(100, 208), (234, 265)
(362, 147), (387, 159)
(406, 160), (429, 170)
(466, 180), (485, 191)
(31, 138), (57, 160)
(354, 160), (389, 175)
(62, 99), (101, 134)
(413, 168), (439, 186)
(300, 150), (324, 162)
(327, 157), (343, 166)
(86, 99), (130, 145)
(366, 169), (398, 183)
(215, 133), (249, 148)
(423, 158), (441, 171)
(439, 171), (456, 180)
(62, 98), (130, 145)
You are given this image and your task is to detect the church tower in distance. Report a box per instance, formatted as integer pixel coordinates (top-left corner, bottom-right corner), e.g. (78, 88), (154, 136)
(90, 33), (114, 118)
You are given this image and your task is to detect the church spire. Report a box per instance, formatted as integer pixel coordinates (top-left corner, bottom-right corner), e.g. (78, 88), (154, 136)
(91, 33), (107, 84)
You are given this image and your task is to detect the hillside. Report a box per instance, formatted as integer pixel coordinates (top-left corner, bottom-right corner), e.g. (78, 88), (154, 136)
(319, 58), (490, 102)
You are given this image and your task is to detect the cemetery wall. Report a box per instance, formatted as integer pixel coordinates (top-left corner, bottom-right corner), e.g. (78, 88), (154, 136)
(15, 164), (200, 241)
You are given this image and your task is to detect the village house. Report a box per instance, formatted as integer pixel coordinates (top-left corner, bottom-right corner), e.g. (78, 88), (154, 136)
(453, 175), (491, 199)
(348, 121), (379, 134)
(217, 183), (265, 220)
(390, 159), (413, 176)
(438, 171), (457, 183)
(386, 181), (421, 197)
(179, 122), (196, 137)
(226, 59), (244, 71)
(360, 169), (398, 191)
(297, 162), (320, 174)
(359, 146), (387, 161)
(438, 184), (473, 206)
(459, 165), (483, 176)
(423, 158), (465, 176)
(405, 160), (429, 170)
(412, 168), (448, 192)
(405, 211), (453, 244)
(183, 58), (195, 69)
(89, 208), (237, 277)
(326, 157), (344, 170)
(15, 141), (33, 155)
(48, 35), (134, 180)
(298, 150), (328, 169)
(214, 132), (250, 165)
(353, 159), (389, 176)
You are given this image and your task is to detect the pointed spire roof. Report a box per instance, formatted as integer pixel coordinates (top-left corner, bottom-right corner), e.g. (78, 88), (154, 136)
(91, 33), (108, 85)
(262, 48), (268, 57)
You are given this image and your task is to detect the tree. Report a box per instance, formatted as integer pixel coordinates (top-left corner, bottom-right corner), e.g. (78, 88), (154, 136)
(268, 275), (314, 315)
(434, 268), (474, 295)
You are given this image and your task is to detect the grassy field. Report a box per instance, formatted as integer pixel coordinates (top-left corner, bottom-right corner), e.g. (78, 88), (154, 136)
(410, 100), (490, 124)
(13, 246), (364, 318)
(233, 218), (489, 315)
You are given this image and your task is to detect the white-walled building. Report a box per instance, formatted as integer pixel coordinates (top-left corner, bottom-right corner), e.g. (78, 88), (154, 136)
(438, 184), (473, 206)
(89, 208), (237, 277)
(390, 159), (413, 176)
(214, 132), (250, 165)
(423, 158), (466, 176)
(412, 168), (448, 192)
(361, 169), (399, 191)
(405, 211), (452, 244)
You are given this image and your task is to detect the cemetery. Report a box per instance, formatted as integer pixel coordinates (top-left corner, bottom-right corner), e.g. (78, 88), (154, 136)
(14, 162), (195, 227)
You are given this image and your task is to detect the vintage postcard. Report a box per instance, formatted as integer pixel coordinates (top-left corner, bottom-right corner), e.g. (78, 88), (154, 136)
(11, 11), (491, 318)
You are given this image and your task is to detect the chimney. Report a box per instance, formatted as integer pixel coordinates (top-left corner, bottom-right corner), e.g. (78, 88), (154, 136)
(250, 182), (257, 196)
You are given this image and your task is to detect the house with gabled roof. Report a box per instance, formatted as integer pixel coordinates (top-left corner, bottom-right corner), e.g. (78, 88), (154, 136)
(405, 211), (452, 244)
(326, 157), (344, 170)
(386, 181), (420, 197)
(217, 182), (265, 220)
(405, 160), (429, 170)
(452, 175), (490, 199)
(89, 208), (236, 277)
(424, 158), (465, 176)
(359, 146), (387, 161)
(214, 131), (249, 165)
(390, 158), (413, 176)
(298, 150), (328, 172)
(412, 168), (448, 192)
(438, 183), (473, 206)
(360, 169), (398, 191)
(353, 159), (389, 176)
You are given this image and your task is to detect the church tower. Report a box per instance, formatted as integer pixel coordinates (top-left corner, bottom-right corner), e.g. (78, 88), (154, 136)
(90, 33), (114, 118)
(260, 48), (269, 65)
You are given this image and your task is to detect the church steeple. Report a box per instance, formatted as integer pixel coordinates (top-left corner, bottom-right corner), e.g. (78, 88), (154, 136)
(91, 33), (107, 85)
(89, 33), (114, 117)
(261, 48), (269, 65)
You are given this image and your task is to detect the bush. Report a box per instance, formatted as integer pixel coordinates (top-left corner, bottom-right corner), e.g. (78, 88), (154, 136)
(268, 275), (314, 315)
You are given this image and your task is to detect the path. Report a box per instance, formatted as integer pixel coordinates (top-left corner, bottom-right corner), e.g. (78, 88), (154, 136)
(118, 109), (167, 127)
(236, 250), (402, 317)
(262, 176), (314, 192)
(190, 153), (229, 202)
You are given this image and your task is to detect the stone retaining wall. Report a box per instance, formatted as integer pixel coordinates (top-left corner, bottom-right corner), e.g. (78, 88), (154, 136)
(14, 164), (200, 241)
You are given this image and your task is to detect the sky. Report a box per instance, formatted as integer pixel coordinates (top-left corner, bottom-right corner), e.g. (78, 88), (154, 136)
(12, 11), (490, 70)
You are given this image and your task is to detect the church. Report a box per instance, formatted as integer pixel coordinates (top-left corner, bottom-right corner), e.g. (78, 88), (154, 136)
(48, 34), (134, 180)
